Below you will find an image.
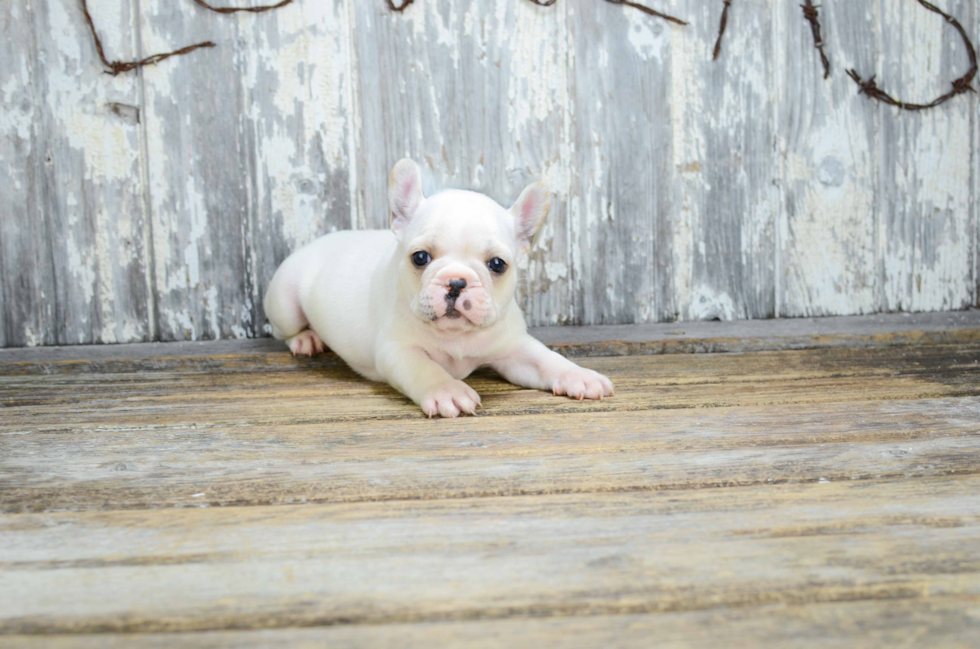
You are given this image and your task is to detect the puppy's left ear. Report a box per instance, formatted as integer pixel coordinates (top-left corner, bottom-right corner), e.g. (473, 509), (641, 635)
(389, 158), (424, 235)
(510, 182), (551, 252)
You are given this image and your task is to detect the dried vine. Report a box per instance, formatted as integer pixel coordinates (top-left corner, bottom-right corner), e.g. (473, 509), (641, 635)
(528, 0), (685, 23)
(603, 0), (687, 26)
(712, 0), (732, 61)
(847, 0), (977, 110)
(191, 0), (293, 13)
(800, 0), (830, 79)
(81, 0), (978, 116)
(80, 0), (292, 76)
(81, 0), (213, 75)
(385, 0), (417, 11)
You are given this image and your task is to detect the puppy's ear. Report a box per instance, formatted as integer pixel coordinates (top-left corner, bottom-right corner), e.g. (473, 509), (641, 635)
(389, 158), (424, 234)
(510, 182), (551, 252)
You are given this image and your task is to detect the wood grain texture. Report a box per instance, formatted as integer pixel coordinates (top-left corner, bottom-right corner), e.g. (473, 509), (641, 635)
(877, 0), (976, 313)
(243, 0), (355, 338)
(1, 0), (979, 347)
(777, 1), (878, 317)
(2, 476), (980, 634)
(2, 337), (979, 641)
(0, 1), (44, 348)
(138, 0), (255, 341)
(2, 342), (980, 513)
(667, 0), (777, 322)
(567, 0), (672, 324)
(1, 0), (151, 347)
(4, 596), (979, 648)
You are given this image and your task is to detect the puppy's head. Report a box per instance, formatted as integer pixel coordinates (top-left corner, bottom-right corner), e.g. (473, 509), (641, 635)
(388, 158), (550, 333)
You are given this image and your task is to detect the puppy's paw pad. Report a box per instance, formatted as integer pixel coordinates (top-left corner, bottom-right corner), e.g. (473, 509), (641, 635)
(287, 329), (326, 356)
(421, 380), (482, 418)
(552, 368), (614, 401)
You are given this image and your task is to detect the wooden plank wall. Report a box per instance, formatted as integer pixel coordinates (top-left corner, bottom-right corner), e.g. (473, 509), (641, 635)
(0, 0), (977, 347)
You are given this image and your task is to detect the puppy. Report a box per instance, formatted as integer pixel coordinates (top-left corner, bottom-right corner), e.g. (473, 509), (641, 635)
(264, 159), (614, 417)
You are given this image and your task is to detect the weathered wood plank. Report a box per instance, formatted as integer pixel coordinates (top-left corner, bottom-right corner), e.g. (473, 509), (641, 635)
(2, 340), (979, 513)
(1, 310), (977, 362)
(243, 0), (355, 339)
(776, 1), (879, 317)
(2, 392), (979, 513)
(1, 476), (979, 633)
(350, 0), (572, 324)
(4, 596), (978, 648)
(668, 0), (777, 321)
(567, 0), (673, 324)
(877, 0), (976, 312)
(0, 1), (44, 348)
(2, 343), (979, 426)
(0, 0), (151, 347)
(138, 0), (257, 341)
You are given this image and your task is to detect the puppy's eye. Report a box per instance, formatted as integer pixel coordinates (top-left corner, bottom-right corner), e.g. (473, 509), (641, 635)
(487, 257), (508, 274)
(411, 251), (431, 267)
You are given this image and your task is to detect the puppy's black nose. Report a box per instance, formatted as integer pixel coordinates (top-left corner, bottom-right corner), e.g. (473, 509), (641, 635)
(448, 278), (467, 291)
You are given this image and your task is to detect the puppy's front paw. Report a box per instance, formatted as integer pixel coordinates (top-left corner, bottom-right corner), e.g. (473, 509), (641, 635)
(420, 380), (482, 418)
(552, 367), (614, 401)
(287, 329), (326, 356)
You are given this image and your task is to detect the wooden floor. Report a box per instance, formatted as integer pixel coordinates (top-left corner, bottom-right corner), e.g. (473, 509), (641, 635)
(2, 314), (980, 647)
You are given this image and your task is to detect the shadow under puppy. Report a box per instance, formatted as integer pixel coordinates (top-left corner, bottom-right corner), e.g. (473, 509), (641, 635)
(264, 158), (614, 417)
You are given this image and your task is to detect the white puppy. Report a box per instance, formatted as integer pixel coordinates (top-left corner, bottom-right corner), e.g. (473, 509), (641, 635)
(264, 159), (614, 418)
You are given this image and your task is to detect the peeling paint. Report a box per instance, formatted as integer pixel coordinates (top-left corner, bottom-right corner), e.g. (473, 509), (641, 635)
(1, 0), (976, 347)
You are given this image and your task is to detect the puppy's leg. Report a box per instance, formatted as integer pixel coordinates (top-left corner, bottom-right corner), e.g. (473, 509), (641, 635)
(377, 344), (481, 418)
(264, 257), (325, 356)
(285, 329), (326, 357)
(491, 336), (614, 401)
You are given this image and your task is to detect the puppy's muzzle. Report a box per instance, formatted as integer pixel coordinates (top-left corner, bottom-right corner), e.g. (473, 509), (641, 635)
(444, 278), (467, 319)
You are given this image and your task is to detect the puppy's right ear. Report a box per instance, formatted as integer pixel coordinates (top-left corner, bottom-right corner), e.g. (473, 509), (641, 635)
(389, 158), (424, 234)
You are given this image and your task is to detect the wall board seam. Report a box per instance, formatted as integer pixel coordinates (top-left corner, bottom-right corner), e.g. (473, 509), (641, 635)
(133, 0), (159, 342)
(564, 3), (581, 324)
(344, 0), (361, 232)
(772, 0), (782, 318)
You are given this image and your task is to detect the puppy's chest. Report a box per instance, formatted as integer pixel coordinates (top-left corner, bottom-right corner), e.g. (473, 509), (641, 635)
(425, 348), (485, 380)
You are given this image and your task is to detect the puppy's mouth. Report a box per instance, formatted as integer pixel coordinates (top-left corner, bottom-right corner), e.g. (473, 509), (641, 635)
(440, 294), (474, 322)
(443, 295), (470, 320)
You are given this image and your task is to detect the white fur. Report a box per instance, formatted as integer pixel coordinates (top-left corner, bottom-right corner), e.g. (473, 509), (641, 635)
(264, 159), (614, 418)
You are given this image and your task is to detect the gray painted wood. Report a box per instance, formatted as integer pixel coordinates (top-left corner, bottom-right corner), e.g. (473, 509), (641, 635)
(877, 0), (975, 313)
(568, 0), (672, 324)
(0, 1), (46, 348)
(776, 0), (879, 317)
(1, 0), (151, 347)
(139, 0), (255, 341)
(668, 0), (778, 322)
(241, 0), (355, 338)
(1, 0), (978, 346)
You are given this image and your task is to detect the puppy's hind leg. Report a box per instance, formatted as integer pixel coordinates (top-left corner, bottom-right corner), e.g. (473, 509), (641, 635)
(264, 257), (325, 356)
(285, 329), (326, 357)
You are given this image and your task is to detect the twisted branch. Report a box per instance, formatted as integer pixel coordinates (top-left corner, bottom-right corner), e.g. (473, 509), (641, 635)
(713, 0), (732, 61)
(81, 0), (293, 76)
(847, 0), (976, 110)
(603, 0), (687, 26)
(385, 0), (417, 11)
(801, 1), (830, 79)
(191, 0), (293, 14)
(81, 0), (213, 75)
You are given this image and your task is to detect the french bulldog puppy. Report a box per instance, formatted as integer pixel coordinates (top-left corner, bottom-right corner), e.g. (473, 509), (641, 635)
(263, 158), (614, 418)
